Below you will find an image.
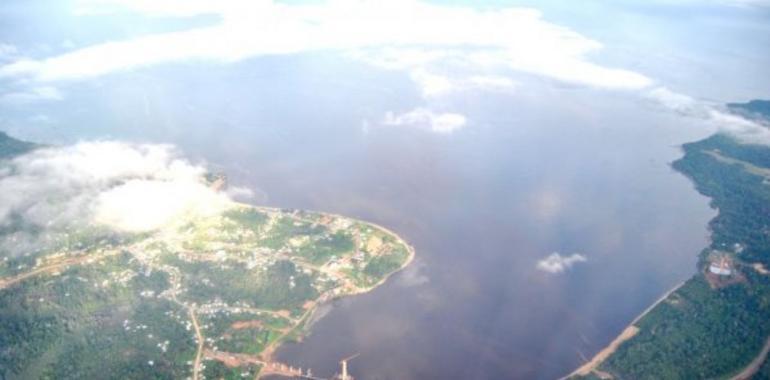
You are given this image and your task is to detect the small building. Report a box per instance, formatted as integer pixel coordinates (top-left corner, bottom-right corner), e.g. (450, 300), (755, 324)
(709, 256), (733, 276)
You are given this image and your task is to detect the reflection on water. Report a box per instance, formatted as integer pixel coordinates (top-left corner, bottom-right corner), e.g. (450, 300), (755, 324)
(34, 58), (716, 379)
(231, 85), (714, 379)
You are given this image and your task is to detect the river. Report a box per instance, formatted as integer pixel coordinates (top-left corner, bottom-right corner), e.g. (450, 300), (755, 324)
(22, 56), (717, 379)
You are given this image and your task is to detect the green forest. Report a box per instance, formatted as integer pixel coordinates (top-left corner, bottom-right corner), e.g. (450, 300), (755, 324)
(575, 101), (770, 379)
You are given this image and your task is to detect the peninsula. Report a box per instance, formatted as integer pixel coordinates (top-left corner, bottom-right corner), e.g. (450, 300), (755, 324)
(0, 133), (414, 379)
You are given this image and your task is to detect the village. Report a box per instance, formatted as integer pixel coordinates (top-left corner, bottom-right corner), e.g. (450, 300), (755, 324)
(0, 190), (413, 380)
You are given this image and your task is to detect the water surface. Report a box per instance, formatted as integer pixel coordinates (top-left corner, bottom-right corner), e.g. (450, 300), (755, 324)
(16, 57), (716, 379)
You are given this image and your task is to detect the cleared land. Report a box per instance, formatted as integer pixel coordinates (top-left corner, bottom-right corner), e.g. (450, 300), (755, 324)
(0, 201), (414, 379)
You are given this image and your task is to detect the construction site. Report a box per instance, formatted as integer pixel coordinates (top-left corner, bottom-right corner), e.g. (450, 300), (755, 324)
(705, 251), (745, 289)
(256, 354), (358, 380)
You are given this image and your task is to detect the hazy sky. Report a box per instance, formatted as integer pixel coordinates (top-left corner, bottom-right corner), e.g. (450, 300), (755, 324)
(0, 4), (765, 377)
(0, 0), (768, 143)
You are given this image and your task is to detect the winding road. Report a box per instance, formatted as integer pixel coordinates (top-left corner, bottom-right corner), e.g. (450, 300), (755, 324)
(730, 335), (770, 380)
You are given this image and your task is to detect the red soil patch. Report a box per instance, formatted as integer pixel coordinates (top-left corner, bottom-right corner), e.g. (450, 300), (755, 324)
(230, 320), (264, 330)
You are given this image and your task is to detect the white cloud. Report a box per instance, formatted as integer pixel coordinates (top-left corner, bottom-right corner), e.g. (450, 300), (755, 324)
(382, 108), (467, 133)
(0, 86), (63, 104)
(94, 178), (228, 232)
(0, 0), (651, 91)
(708, 109), (770, 144)
(15, 0), (767, 146)
(0, 141), (234, 255)
(225, 186), (255, 201)
(410, 69), (455, 98)
(645, 87), (699, 113)
(407, 69), (518, 98)
(536, 252), (587, 274)
(645, 86), (770, 144)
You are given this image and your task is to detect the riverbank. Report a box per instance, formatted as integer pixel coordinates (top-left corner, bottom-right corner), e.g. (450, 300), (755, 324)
(250, 204), (416, 362)
(562, 280), (686, 379)
(253, 205), (416, 296)
(566, 125), (770, 379)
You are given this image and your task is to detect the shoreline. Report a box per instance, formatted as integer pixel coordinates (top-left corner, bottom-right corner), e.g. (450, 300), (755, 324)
(561, 280), (687, 379)
(251, 205), (417, 296)
(247, 204), (416, 365)
(561, 130), (770, 380)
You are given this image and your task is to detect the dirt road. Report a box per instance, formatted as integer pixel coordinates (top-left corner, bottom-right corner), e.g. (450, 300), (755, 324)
(730, 336), (770, 380)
